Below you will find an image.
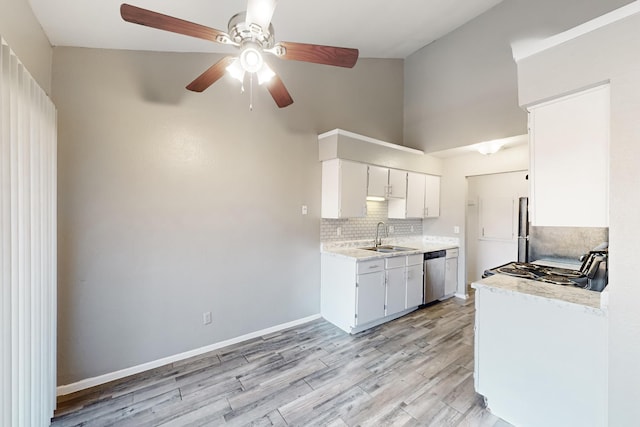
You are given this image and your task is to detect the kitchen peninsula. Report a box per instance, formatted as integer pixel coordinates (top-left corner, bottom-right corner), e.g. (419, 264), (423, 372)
(472, 275), (608, 426)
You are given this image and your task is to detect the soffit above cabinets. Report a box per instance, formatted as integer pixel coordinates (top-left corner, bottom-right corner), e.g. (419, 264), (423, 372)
(511, 1), (640, 62)
(318, 129), (442, 176)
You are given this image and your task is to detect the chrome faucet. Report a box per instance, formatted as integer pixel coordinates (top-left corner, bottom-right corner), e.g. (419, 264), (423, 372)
(375, 221), (388, 247)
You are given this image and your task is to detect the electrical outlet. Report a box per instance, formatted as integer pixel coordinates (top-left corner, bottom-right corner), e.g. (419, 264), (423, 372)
(454, 226), (460, 234)
(388, 225), (394, 233)
(411, 225), (414, 232)
(336, 226), (342, 236)
(301, 205), (308, 215)
(203, 311), (212, 325)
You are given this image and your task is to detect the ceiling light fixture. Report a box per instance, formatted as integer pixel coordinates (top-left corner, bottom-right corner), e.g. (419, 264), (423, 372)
(476, 140), (505, 155)
(227, 43), (274, 86)
(226, 58), (245, 83)
(239, 44), (264, 73)
(256, 64), (275, 85)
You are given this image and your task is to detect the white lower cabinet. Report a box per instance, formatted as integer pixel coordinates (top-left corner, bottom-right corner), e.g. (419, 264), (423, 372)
(321, 253), (424, 334)
(385, 256), (407, 316)
(356, 270), (386, 325)
(406, 262), (424, 308)
(444, 249), (459, 296)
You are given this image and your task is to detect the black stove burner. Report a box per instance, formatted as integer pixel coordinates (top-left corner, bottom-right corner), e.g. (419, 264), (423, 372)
(544, 268), (583, 278)
(512, 263), (545, 272)
(537, 275), (576, 285)
(496, 266), (538, 279)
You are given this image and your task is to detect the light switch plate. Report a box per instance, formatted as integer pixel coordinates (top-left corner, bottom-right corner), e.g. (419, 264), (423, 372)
(301, 205), (308, 215)
(203, 312), (212, 325)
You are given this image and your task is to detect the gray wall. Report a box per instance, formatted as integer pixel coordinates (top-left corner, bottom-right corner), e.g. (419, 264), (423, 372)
(0, 0), (52, 92)
(403, 0), (633, 153)
(515, 12), (640, 425)
(52, 47), (404, 384)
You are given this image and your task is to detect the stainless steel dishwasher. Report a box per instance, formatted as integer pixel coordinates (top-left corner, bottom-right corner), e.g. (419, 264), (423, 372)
(424, 250), (446, 304)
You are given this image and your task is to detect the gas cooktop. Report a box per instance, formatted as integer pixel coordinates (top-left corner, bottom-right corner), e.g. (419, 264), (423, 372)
(483, 262), (589, 287)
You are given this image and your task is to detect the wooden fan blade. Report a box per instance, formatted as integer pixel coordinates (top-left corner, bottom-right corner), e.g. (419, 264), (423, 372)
(245, 0), (278, 31)
(120, 3), (232, 44)
(265, 74), (293, 108)
(186, 57), (236, 92)
(273, 42), (358, 68)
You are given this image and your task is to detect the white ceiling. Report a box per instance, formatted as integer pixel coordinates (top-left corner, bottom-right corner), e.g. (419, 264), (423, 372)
(28, 0), (504, 58)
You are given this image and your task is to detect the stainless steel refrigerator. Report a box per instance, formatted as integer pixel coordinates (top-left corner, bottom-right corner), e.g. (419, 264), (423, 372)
(517, 197), (529, 262)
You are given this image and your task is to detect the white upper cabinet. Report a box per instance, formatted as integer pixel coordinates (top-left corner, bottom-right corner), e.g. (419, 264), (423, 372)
(321, 159), (368, 219)
(387, 169), (407, 199)
(388, 172), (440, 219)
(405, 172), (427, 218)
(367, 165), (389, 198)
(388, 172), (425, 219)
(424, 175), (441, 218)
(528, 85), (609, 227)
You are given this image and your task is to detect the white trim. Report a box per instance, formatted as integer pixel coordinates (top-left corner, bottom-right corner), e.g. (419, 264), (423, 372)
(455, 293), (469, 300)
(56, 314), (321, 396)
(318, 129), (424, 155)
(512, 0), (640, 62)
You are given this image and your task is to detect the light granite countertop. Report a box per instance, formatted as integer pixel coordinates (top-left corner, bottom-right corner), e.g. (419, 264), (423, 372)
(321, 236), (459, 261)
(472, 274), (607, 315)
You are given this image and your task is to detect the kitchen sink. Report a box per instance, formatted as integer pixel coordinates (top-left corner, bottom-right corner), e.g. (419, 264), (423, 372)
(360, 245), (418, 253)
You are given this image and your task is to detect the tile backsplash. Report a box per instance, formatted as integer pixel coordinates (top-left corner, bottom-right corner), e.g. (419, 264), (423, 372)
(529, 226), (609, 261)
(321, 200), (423, 242)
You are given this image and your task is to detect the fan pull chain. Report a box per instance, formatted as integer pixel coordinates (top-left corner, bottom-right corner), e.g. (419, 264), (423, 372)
(249, 73), (254, 111)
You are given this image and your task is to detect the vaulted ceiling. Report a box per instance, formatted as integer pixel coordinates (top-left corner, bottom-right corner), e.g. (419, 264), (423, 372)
(29, 0), (504, 58)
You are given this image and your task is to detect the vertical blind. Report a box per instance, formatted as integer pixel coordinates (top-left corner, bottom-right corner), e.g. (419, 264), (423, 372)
(1, 37), (57, 426)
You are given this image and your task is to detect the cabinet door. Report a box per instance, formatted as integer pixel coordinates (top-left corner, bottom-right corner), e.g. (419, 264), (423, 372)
(340, 161), (368, 218)
(367, 165), (389, 198)
(406, 264), (424, 308)
(445, 257), (458, 296)
(406, 172), (426, 218)
(385, 267), (406, 316)
(356, 271), (386, 325)
(322, 159), (367, 219)
(388, 169), (407, 199)
(424, 175), (441, 218)
(528, 85), (609, 227)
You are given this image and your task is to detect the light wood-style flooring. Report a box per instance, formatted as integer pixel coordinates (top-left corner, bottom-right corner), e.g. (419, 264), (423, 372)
(52, 292), (512, 426)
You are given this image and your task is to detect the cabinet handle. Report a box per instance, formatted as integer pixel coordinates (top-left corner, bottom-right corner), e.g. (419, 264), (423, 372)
(369, 264), (381, 269)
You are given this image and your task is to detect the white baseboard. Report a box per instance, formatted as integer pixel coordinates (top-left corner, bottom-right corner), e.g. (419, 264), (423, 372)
(455, 292), (469, 300)
(57, 313), (322, 396)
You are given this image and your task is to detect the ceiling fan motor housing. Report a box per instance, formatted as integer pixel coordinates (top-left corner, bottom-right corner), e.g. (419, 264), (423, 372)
(228, 12), (275, 49)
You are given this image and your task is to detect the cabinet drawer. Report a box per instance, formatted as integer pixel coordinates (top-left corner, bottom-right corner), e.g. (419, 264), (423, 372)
(407, 254), (423, 266)
(357, 259), (384, 274)
(446, 248), (459, 259)
(385, 256), (406, 269)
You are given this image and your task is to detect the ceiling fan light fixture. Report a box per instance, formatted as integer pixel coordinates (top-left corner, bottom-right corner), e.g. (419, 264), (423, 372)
(239, 44), (264, 73)
(226, 58), (245, 82)
(257, 64), (275, 85)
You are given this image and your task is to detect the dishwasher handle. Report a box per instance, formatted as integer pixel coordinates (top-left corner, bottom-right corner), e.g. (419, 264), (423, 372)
(424, 250), (446, 260)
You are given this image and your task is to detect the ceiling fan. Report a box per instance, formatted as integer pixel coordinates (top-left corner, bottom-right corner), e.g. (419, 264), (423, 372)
(120, 1), (359, 108)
